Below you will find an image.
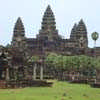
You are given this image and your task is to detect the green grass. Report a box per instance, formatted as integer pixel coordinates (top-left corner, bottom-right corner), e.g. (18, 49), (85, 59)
(0, 80), (100, 100)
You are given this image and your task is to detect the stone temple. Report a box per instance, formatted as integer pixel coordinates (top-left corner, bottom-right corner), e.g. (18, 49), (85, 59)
(11, 5), (100, 57)
(0, 5), (100, 84)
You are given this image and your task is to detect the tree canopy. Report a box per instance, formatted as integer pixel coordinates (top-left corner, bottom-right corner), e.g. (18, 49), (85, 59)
(45, 53), (99, 72)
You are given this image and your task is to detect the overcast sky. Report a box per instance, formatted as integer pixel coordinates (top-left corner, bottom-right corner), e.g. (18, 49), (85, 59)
(0, 0), (100, 47)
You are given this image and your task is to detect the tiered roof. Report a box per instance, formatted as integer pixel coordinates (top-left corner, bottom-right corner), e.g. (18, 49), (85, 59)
(14, 17), (25, 35)
(42, 5), (56, 30)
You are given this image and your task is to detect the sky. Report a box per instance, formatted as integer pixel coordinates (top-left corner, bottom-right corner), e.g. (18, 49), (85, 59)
(0, 0), (100, 48)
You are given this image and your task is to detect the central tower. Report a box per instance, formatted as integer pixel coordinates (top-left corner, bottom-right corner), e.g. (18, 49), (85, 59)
(37, 5), (59, 41)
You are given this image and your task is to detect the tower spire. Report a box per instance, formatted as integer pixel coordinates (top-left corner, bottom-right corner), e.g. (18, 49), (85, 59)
(70, 23), (77, 39)
(37, 5), (59, 41)
(76, 19), (88, 48)
(77, 19), (87, 38)
(47, 5), (51, 10)
(12, 17), (26, 47)
(14, 17), (25, 35)
(42, 5), (55, 30)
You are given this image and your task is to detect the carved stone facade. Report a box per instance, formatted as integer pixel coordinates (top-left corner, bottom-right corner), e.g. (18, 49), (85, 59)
(0, 5), (100, 82)
(11, 5), (100, 57)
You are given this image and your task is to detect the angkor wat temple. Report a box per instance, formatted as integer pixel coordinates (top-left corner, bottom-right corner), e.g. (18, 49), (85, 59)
(0, 5), (100, 83)
(11, 5), (100, 57)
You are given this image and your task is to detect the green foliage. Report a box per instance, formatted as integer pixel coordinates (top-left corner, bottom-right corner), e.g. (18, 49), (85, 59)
(45, 53), (98, 73)
(94, 58), (100, 70)
(27, 53), (100, 74)
(91, 32), (99, 41)
(28, 56), (39, 63)
(46, 52), (58, 66)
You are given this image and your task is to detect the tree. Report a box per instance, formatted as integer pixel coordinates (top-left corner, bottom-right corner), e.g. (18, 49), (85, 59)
(94, 58), (100, 80)
(28, 56), (39, 64)
(45, 53), (98, 80)
(46, 53), (57, 67)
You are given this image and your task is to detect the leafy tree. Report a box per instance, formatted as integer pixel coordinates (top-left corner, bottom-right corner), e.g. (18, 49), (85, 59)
(45, 53), (99, 79)
(94, 58), (100, 80)
(46, 52), (57, 67)
(28, 56), (39, 64)
(95, 58), (100, 70)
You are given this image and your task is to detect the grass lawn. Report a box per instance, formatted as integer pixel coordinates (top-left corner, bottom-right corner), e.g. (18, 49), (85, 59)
(0, 80), (100, 100)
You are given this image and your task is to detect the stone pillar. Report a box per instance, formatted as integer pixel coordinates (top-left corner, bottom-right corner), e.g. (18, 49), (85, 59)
(33, 64), (37, 80)
(6, 68), (9, 80)
(2, 70), (5, 79)
(96, 69), (100, 80)
(14, 66), (18, 80)
(40, 65), (43, 80)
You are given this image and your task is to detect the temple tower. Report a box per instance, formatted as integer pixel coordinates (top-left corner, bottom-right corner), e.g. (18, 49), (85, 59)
(76, 19), (88, 48)
(11, 17), (28, 63)
(11, 17), (26, 49)
(11, 17), (28, 80)
(70, 23), (77, 40)
(37, 5), (59, 41)
(70, 19), (88, 48)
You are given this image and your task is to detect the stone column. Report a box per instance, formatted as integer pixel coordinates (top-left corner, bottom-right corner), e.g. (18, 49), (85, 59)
(33, 64), (37, 80)
(6, 68), (9, 80)
(14, 66), (18, 80)
(96, 69), (100, 80)
(40, 65), (43, 80)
